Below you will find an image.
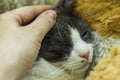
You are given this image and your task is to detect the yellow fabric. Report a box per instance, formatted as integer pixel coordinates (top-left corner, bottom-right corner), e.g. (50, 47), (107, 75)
(74, 0), (120, 80)
(74, 0), (120, 39)
(86, 46), (120, 80)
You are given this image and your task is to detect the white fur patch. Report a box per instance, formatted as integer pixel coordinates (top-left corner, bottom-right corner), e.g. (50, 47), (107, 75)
(70, 28), (93, 63)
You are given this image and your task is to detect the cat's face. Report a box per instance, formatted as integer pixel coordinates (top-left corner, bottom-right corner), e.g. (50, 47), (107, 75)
(38, 17), (93, 74)
(63, 28), (93, 74)
(38, 0), (94, 74)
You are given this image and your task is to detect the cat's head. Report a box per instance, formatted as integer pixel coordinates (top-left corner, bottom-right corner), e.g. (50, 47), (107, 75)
(38, 0), (94, 74)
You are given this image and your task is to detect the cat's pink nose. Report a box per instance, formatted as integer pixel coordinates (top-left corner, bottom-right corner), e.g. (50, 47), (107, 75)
(79, 51), (90, 60)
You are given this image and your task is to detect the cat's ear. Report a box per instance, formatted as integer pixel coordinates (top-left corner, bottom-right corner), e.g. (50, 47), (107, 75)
(55, 0), (74, 12)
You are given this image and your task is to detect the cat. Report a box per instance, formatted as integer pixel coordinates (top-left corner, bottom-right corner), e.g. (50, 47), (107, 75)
(23, 0), (94, 80)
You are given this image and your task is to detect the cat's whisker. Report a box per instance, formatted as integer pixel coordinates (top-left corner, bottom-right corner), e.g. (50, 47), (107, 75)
(71, 62), (74, 79)
(67, 61), (77, 64)
(47, 63), (66, 78)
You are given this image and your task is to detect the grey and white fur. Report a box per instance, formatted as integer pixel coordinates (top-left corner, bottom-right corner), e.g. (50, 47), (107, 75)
(23, 0), (94, 80)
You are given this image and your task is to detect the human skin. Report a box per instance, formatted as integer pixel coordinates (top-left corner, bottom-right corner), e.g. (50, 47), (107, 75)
(0, 5), (57, 80)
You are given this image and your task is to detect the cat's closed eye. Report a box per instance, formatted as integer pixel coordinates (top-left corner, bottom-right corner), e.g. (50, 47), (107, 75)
(81, 28), (93, 43)
(81, 30), (91, 42)
(42, 49), (70, 62)
(81, 30), (88, 39)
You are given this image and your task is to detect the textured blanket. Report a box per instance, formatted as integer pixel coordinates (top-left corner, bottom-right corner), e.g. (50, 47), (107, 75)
(74, 0), (120, 80)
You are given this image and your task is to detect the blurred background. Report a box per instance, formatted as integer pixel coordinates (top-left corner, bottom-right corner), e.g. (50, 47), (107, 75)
(0, 0), (59, 13)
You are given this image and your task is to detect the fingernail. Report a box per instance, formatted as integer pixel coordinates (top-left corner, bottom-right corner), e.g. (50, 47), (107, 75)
(48, 10), (57, 20)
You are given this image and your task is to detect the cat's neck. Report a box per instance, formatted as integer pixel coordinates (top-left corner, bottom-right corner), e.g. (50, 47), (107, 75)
(23, 58), (85, 80)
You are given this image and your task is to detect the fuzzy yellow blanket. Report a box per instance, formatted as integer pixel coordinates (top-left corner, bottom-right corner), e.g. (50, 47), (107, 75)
(74, 0), (120, 80)
(86, 46), (120, 80)
(75, 0), (120, 39)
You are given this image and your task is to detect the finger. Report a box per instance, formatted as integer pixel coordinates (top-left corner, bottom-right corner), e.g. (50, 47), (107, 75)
(1, 5), (52, 26)
(26, 10), (57, 41)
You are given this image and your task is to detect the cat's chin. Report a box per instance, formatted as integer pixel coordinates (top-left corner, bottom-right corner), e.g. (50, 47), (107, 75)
(64, 63), (89, 74)
(49, 60), (90, 77)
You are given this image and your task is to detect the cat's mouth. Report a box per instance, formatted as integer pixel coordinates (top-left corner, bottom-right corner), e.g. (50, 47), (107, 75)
(66, 59), (89, 68)
(80, 61), (89, 69)
(64, 60), (89, 74)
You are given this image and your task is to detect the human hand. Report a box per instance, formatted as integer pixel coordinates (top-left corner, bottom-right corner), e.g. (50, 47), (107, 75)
(0, 5), (57, 80)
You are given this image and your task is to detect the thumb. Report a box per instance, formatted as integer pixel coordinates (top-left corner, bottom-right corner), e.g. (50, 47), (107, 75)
(25, 10), (57, 41)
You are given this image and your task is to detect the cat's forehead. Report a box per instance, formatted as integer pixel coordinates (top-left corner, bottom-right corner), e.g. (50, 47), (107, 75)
(70, 27), (81, 43)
